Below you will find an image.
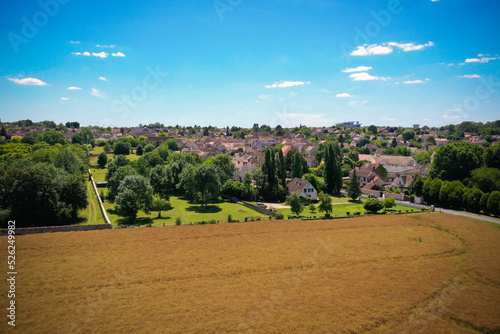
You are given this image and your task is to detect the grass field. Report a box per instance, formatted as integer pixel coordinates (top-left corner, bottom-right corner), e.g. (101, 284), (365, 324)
(277, 202), (417, 218)
(100, 193), (268, 226)
(2, 213), (499, 333)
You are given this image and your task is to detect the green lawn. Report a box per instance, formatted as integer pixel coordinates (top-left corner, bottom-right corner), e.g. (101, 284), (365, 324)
(89, 168), (107, 182)
(79, 181), (106, 225)
(276, 202), (418, 218)
(101, 193), (269, 227)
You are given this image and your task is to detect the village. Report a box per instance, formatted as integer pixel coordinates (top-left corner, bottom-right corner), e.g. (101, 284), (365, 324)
(2, 119), (498, 206)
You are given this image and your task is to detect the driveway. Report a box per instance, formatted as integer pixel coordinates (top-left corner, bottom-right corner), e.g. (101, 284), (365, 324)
(396, 201), (500, 225)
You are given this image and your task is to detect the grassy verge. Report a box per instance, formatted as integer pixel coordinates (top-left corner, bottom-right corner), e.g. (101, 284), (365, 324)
(78, 181), (106, 225)
(276, 202), (418, 218)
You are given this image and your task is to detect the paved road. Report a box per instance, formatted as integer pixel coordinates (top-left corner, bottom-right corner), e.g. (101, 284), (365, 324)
(396, 201), (500, 225)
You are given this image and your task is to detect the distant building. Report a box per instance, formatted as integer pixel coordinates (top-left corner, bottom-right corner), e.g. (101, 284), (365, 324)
(336, 121), (361, 128)
(288, 178), (318, 201)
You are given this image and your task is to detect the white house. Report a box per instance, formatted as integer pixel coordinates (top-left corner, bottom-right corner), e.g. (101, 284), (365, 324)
(287, 178), (318, 201)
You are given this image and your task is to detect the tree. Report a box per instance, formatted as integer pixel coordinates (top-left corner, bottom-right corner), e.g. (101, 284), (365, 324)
(222, 180), (246, 199)
(2, 164), (59, 227)
(116, 189), (140, 220)
(309, 204), (316, 214)
(144, 144), (155, 153)
(423, 178), (442, 205)
(136, 144), (144, 156)
(209, 154), (236, 184)
(367, 125), (377, 134)
(193, 165), (221, 206)
(429, 142), (483, 181)
(116, 175), (154, 214)
(480, 192), (490, 213)
(151, 197), (171, 217)
(324, 143), (342, 194)
(402, 130), (415, 142)
(97, 152), (108, 168)
(318, 192), (333, 216)
(467, 188), (483, 213)
(106, 166), (138, 201)
(54, 147), (85, 174)
(383, 197), (396, 210)
(114, 141), (130, 155)
(469, 167), (500, 193)
(486, 191), (500, 216)
(149, 165), (171, 200)
(59, 174), (88, 220)
(413, 178), (424, 197)
(483, 143), (500, 169)
(166, 139), (180, 151)
(41, 131), (68, 145)
(104, 142), (112, 153)
(292, 151), (303, 178)
(286, 193), (303, 216)
(347, 169), (362, 201)
(415, 152), (430, 165)
(364, 198), (384, 213)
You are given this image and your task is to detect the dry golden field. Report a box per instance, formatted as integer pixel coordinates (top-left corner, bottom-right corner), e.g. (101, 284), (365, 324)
(1, 213), (500, 333)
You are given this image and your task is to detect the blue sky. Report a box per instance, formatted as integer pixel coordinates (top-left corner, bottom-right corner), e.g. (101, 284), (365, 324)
(1, 0), (499, 128)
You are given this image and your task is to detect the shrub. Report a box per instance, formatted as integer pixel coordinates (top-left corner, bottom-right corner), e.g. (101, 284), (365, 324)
(227, 214), (233, 223)
(346, 212), (350, 216)
(256, 217), (261, 221)
(275, 212), (284, 219)
(209, 219), (217, 224)
(363, 198), (385, 213)
(175, 217), (182, 226)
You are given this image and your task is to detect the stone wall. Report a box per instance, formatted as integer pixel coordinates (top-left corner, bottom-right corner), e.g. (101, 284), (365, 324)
(1, 224), (111, 236)
(239, 201), (277, 217)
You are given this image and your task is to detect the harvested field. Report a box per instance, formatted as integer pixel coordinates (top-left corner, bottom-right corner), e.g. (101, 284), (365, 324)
(1, 213), (499, 333)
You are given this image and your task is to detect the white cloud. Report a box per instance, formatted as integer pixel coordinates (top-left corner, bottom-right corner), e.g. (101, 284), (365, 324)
(402, 79), (429, 84)
(423, 118), (431, 121)
(265, 81), (310, 88)
(448, 108), (462, 112)
(443, 114), (464, 119)
(71, 52), (81, 55)
(430, 0), (439, 2)
(8, 77), (47, 86)
(343, 66), (373, 73)
(258, 94), (272, 101)
(348, 100), (369, 107)
(60, 97), (70, 101)
(351, 42), (434, 56)
(351, 44), (393, 56)
(320, 89), (332, 94)
(336, 93), (351, 98)
(90, 88), (107, 99)
(465, 56), (499, 63)
(98, 77), (109, 81)
(349, 72), (389, 81)
(457, 74), (480, 78)
(96, 44), (117, 48)
(382, 117), (397, 121)
(92, 52), (108, 58)
(67, 86), (82, 90)
(389, 41), (435, 51)
(111, 52), (126, 57)
(70, 41), (80, 44)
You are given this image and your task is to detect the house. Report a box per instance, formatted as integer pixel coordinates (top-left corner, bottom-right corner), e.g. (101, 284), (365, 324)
(288, 178), (318, 201)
